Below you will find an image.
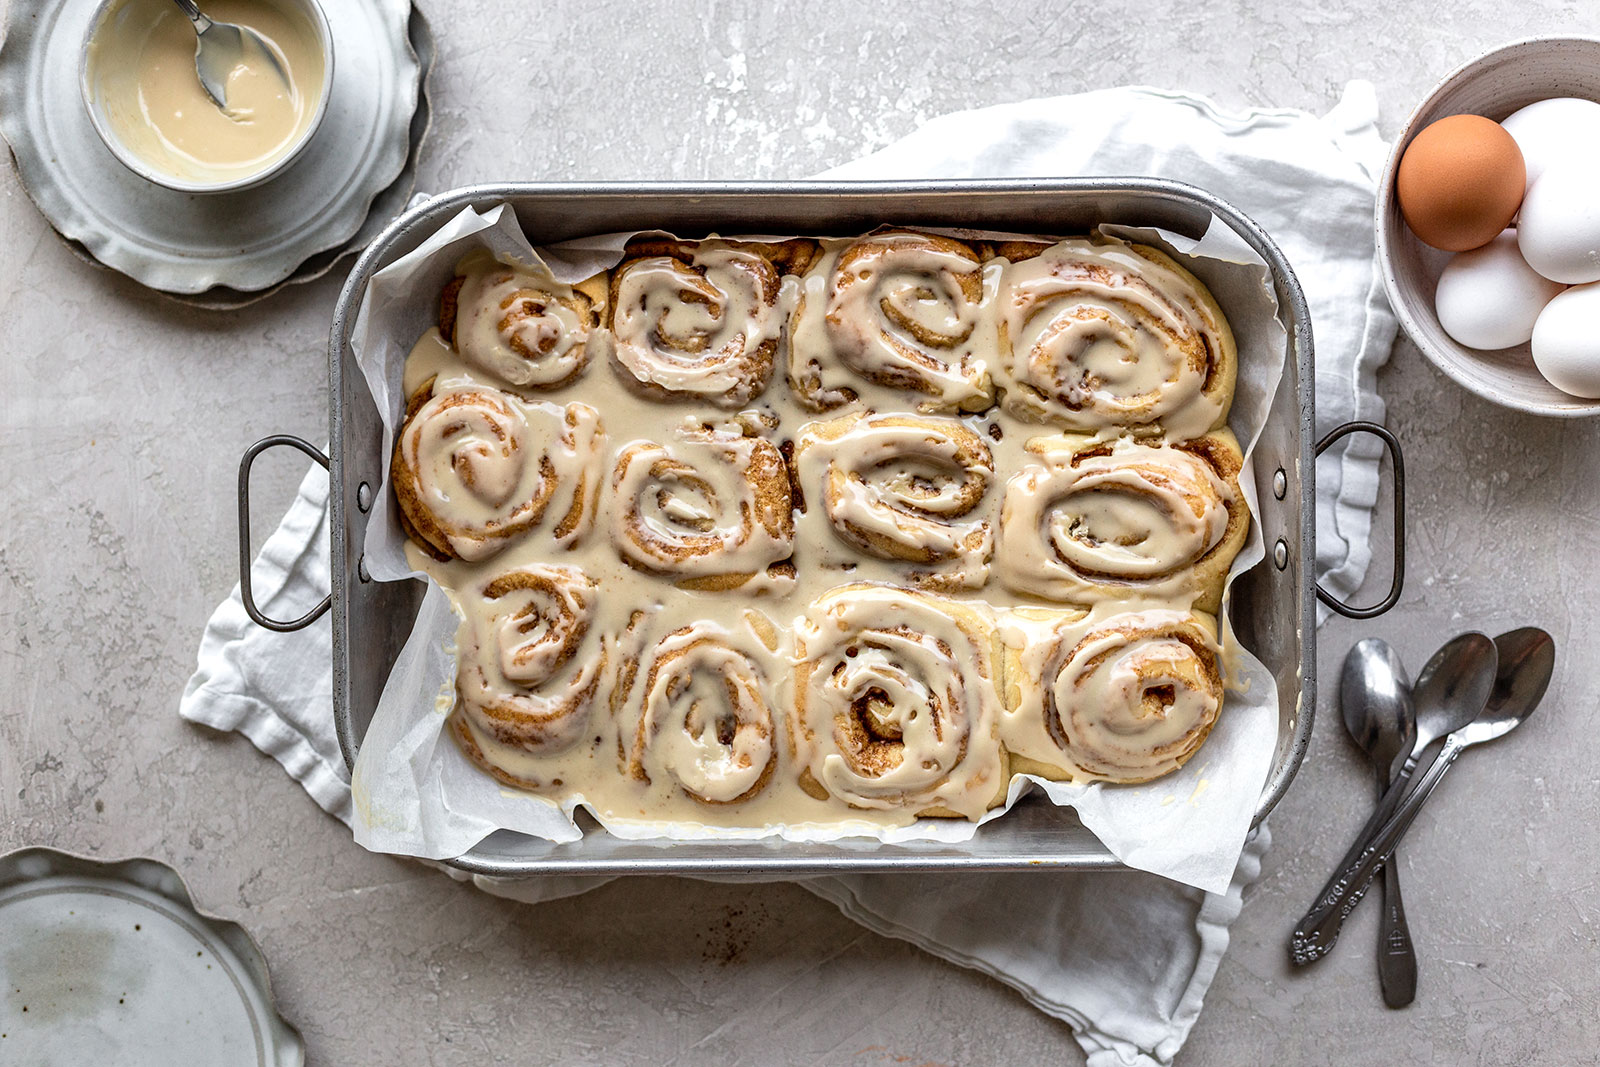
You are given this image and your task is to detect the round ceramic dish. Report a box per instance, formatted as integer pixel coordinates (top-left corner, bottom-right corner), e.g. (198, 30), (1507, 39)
(78, 0), (335, 194)
(1376, 36), (1600, 417)
(0, 846), (303, 1066)
(0, 0), (421, 296)
(156, 4), (435, 310)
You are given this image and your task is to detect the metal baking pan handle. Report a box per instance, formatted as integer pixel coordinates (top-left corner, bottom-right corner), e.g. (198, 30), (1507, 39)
(1314, 420), (1405, 619)
(238, 435), (332, 633)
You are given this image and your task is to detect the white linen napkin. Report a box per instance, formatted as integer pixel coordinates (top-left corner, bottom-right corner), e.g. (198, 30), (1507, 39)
(181, 81), (1395, 1066)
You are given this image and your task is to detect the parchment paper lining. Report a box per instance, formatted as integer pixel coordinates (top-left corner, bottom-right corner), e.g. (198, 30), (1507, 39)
(347, 203), (1284, 894)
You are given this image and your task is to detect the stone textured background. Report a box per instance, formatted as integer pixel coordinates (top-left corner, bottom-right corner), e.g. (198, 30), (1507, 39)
(3, 2), (1598, 1064)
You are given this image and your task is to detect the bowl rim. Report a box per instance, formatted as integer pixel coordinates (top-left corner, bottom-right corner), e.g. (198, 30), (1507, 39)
(1375, 34), (1600, 418)
(77, 0), (336, 195)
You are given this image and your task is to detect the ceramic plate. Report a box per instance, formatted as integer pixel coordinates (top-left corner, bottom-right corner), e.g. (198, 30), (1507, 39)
(0, 0), (422, 296)
(0, 847), (304, 1066)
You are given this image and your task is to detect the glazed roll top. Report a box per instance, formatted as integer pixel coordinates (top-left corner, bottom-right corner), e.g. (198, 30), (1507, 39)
(793, 584), (1006, 818)
(607, 239), (796, 408)
(794, 411), (997, 591)
(610, 422), (795, 592)
(453, 564), (609, 772)
(995, 236), (1236, 437)
(996, 430), (1248, 613)
(618, 615), (784, 806)
(391, 381), (605, 562)
(444, 249), (599, 390)
(1001, 607), (1224, 784)
(789, 231), (997, 413)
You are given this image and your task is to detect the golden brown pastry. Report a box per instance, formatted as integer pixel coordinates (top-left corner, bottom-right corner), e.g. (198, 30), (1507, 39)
(391, 380), (605, 562)
(793, 411), (996, 592)
(994, 236), (1236, 438)
(610, 423), (795, 592)
(792, 583), (1007, 817)
(606, 238), (809, 408)
(442, 249), (600, 390)
(1000, 606), (1224, 783)
(616, 615), (783, 805)
(788, 231), (996, 413)
(450, 565), (609, 786)
(996, 430), (1248, 614)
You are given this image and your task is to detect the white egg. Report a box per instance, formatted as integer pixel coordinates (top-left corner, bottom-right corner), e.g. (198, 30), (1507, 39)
(1434, 229), (1564, 350)
(1500, 97), (1600, 188)
(1531, 281), (1600, 398)
(1517, 152), (1600, 284)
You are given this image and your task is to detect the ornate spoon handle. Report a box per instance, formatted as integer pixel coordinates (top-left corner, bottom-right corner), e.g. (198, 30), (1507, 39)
(1292, 736), (1465, 964)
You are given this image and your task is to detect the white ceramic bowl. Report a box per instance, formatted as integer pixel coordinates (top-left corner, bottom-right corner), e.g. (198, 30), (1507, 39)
(1376, 36), (1600, 417)
(78, 0), (334, 194)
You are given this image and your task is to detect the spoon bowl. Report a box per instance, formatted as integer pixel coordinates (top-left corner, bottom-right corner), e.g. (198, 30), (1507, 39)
(172, 0), (291, 111)
(1341, 639), (1416, 775)
(1470, 627), (1556, 743)
(1409, 631), (1499, 742)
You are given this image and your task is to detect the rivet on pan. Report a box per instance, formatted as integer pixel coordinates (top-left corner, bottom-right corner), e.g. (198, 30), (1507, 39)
(1273, 538), (1289, 571)
(357, 481), (373, 513)
(1273, 469), (1287, 500)
(358, 556), (371, 583)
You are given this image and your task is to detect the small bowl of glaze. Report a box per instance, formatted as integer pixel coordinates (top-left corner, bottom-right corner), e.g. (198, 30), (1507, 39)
(80, 0), (334, 194)
(1376, 36), (1600, 417)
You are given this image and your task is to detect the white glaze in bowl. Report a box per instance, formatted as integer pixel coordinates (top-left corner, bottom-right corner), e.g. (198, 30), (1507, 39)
(79, 0), (335, 194)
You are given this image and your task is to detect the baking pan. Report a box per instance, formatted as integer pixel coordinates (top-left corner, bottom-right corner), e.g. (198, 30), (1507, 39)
(238, 179), (1403, 877)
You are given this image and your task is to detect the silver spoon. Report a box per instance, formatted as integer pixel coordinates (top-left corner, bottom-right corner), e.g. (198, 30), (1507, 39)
(171, 0), (290, 112)
(1293, 629), (1553, 964)
(1290, 631), (1498, 965)
(1339, 638), (1418, 1007)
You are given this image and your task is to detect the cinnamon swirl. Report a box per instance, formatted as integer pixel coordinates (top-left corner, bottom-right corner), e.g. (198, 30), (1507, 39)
(1001, 607), (1224, 784)
(994, 236), (1236, 437)
(794, 411), (996, 591)
(616, 614), (783, 805)
(789, 231), (996, 413)
(793, 583), (1006, 818)
(451, 564), (608, 785)
(611, 424), (795, 592)
(607, 239), (807, 408)
(996, 430), (1248, 613)
(392, 381), (605, 562)
(443, 250), (600, 390)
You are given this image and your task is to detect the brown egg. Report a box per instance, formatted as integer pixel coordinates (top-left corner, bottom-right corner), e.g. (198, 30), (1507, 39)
(1397, 114), (1526, 252)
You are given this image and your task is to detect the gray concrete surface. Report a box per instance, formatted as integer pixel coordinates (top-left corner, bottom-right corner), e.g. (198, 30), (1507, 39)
(3, 2), (1599, 1064)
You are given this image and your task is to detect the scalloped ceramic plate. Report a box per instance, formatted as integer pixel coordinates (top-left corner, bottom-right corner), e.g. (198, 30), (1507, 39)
(0, 0), (421, 297)
(0, 847), (304, 1066)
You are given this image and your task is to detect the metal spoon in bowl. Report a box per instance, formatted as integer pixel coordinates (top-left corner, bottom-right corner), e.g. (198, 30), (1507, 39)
(1293, 628), (1553, 964)
(1339, 638), (1418, 1007)
(171, 0), (290, 112)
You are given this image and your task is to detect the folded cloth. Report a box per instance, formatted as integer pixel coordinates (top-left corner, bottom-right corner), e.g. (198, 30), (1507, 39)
(181, 81), (1394, 1066)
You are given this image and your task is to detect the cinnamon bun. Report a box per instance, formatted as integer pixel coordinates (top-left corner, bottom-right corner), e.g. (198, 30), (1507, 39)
(616, 615), (783, 805)
(391, 380), (605, 562)
(607, 239), (808, 408)
(1001, 607), (1224, 784)
(994, 236), (1235, 437)
(793, 583), (1006, 818)
(443, 250), (600, 390)
(789, 231), (996, 413)
(794, 411), (996, 591)
(610, 423), (795, 592)
(996, 430), (1248, 613)
(450, 564), (609, 786)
